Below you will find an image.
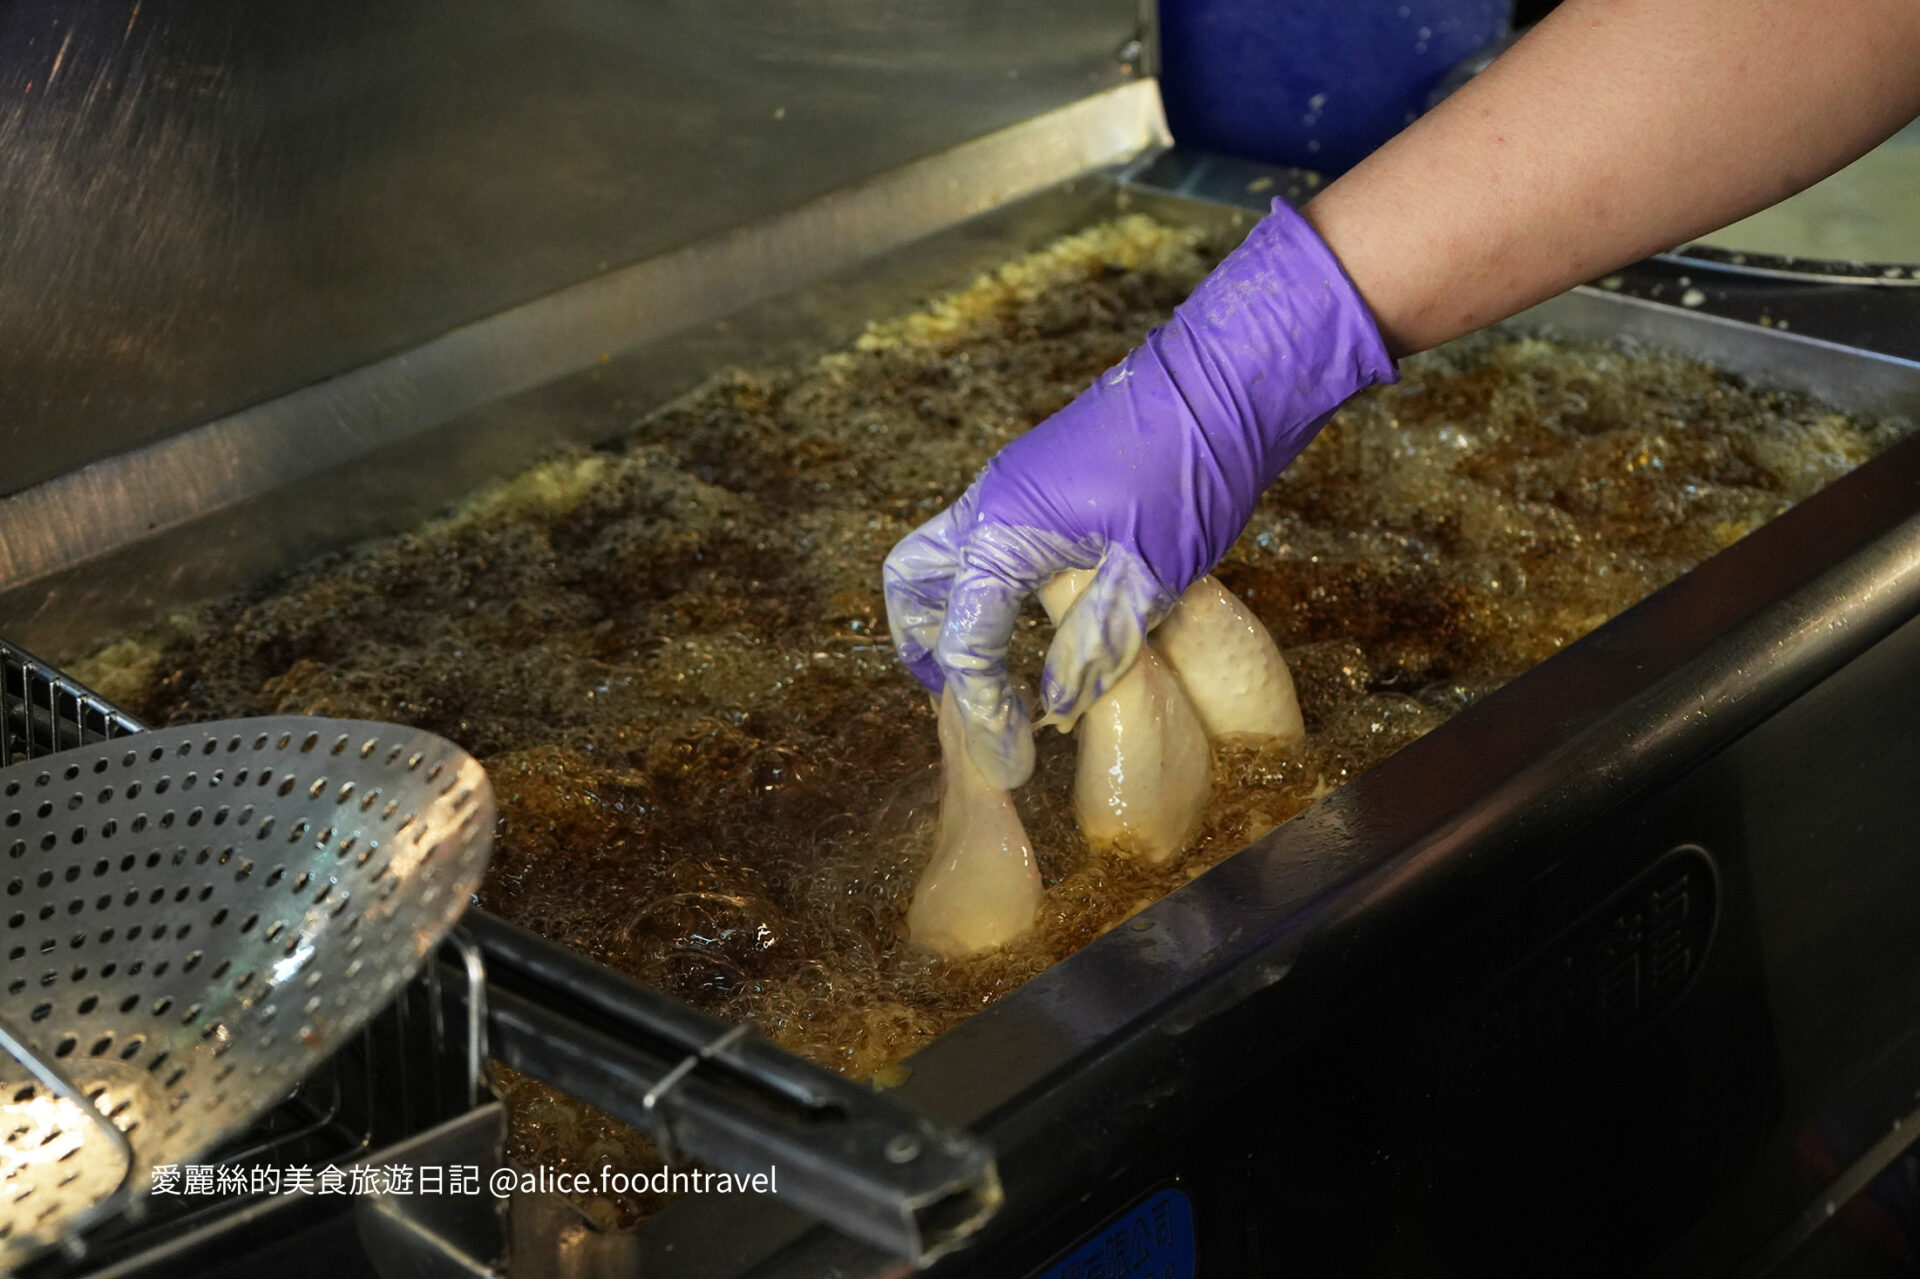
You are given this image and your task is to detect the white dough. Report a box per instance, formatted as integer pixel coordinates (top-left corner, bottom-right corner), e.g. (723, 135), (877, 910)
(906, 686), (1043, 957)
(1152, 575), (1304, 747)
(1041, 571), (1212, 865)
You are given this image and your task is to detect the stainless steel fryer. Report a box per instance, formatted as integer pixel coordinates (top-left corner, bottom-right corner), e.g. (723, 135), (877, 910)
(24, 199), (1916, 1279)
(5, 21), (1920, 1274)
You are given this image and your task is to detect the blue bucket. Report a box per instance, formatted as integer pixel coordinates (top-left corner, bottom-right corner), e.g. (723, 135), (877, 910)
(1160, 0), (1513, 174)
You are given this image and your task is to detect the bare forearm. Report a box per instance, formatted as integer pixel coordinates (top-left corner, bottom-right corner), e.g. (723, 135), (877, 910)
(1304, 0), (1920, 356)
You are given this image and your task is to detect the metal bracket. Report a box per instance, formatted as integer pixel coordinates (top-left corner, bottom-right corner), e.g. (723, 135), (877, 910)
(462, 911), (1002, 1268)
(0, 1013), (136, 1264)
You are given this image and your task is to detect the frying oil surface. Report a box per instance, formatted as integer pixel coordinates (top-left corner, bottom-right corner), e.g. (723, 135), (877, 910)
(81, 216), (1905, 1228)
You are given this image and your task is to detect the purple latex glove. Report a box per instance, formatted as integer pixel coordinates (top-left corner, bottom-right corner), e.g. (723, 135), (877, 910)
(883, 199), (1397, 788)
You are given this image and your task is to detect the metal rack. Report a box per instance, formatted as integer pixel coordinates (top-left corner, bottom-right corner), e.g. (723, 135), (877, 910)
(0, 641), (140, 767)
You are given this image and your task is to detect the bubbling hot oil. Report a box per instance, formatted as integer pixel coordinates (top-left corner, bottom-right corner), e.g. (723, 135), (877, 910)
(82, 217), (1908, 1229)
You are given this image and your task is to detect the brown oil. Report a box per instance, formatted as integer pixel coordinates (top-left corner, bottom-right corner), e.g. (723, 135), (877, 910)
(82, 217), (1908, 1229)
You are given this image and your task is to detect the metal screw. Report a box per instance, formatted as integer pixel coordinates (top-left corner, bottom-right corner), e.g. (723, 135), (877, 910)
(885, 1134), (921, 1164)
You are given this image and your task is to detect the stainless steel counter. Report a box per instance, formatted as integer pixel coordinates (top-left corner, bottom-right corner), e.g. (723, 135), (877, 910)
(0, 0), (1138, 498)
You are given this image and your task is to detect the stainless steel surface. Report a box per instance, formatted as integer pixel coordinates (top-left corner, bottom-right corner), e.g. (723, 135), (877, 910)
(1694, 117), (1920, 268)
(0, 717), (494, 1266)
(6, 124), (1918, 1267)
(1657, 244), (1920, 287)
(1517, 290), (1920, 422)
(1741, 1095), (1920, 1277)
(0, 0), (1139, 498)
(349, 1104), (510, 1279)
(439, 932), (488, 1114)
(68, 1101), (509, 1279)
(1116, 145), (1328, 211)
(0, 80), (1169, 660)
(510, 1190), (645, 1279)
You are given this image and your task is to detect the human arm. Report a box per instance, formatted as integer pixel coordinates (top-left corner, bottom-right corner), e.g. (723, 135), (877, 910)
(1308, 0), (1920, 355)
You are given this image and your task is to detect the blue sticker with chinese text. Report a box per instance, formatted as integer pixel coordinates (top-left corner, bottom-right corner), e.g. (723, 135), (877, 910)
(1033, 1187), (1196, 1279)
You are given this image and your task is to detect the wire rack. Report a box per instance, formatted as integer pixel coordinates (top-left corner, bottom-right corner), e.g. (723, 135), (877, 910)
(1, 637), (487, 1270)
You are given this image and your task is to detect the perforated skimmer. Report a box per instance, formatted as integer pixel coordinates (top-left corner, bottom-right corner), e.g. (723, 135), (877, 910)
(0, 716), (495, 1265)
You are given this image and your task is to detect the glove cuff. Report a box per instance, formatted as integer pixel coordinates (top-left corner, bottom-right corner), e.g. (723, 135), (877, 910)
(1265, 195), (1399, 394)
(1100, 198), (1398, 585)
(1173, 195), (1399, 437)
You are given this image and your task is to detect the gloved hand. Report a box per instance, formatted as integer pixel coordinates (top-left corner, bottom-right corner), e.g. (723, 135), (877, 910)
(884, 199), (1397, 788)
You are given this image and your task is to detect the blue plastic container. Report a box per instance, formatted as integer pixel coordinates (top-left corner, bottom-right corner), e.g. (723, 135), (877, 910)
(1160, 0), (1512, 174)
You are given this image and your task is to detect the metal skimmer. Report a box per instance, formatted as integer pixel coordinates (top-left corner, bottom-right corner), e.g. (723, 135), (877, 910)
(0, 717), (495, 1266)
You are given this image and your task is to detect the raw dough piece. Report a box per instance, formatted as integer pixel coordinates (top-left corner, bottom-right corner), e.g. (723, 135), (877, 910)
(1153, 575), (1304, 747)
(1040, 571), (1212, 864)
(907, 686), (1043, 956)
